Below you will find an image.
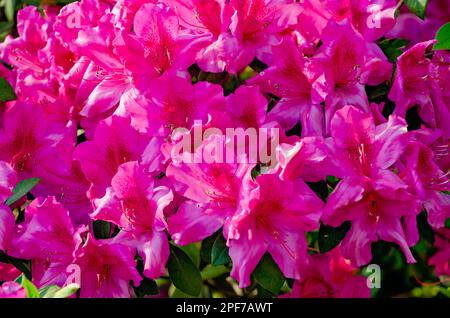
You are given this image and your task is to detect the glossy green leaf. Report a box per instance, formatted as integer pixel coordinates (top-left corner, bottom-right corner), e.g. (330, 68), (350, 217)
(5, 178), (40, 206)
(378, 38), (409, 62)
(92, 220), (111, 239)
(0, 77), (17, 102)
(5, 0), (16, 22)
(167, 244), (202, 296)
(404, 0), (428, 20)
(434, 22), (450, 50)
(16, 275), (40, 298)
(133, 278), (159, 298)
(201, 265), (229, 280)
(179, 243), (200, 268)
(53, 284), (80, 298)
(253, 253), (285, 295)
(211, 232), (231, 266)
(318, 222), (351, 253)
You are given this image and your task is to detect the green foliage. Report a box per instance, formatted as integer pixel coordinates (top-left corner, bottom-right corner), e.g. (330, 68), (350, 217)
(0, 77), (17, 102)
(318, 222), (351, 253)
(167, 244), (203, 296)
(16, 275), (40, 298)
(92, 220), (112, 239)
(211, 233), (231, 266)
(378, 38), (409, 62)
(252, 253), (285, 295)
(5, 178), (40, 206)
(434, 22), (450, 51)
(404, 0), (428, 20)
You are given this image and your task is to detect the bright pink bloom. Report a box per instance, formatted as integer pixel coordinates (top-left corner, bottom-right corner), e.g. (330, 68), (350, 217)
(249, 38), (323, 135)
(73, 233), (142, 298)
(389, 41), (450, 138)
(163, 0), (234, 72)
(226, 173), (323, 287)
(125, 71), (225, 135)
(115, 3), (191, 79)
(11, 197), (77, 288)
(283, 249), (371, 298)
(0, 101), (73, 180)
(277, 137), (328, 182)
(429, 229), (450, 277)
(226, 0), (293, 71)
(92, 161), (173, 279)
(74, 115), (150, 199)
(300, 0), (397, 42)
(0, 161), (17, 253)
(401, 140), (450, 229)
(167, 135), (255, 245)
(311, 19), (392, 134)
(325, 105), (408, 179)
(0, 282), (26, 298)
(0, 263), (21, 282)
(386, 0), (450, 44)
(323, 171), (422, 266)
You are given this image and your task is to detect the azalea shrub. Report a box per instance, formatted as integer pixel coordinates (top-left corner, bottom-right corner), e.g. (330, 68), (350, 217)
(0, 0), (449, 299)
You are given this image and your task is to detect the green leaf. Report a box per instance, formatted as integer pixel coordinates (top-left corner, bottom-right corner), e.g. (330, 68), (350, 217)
(378, 38), (409, 63)
(0, 77), (17, 103)
(200, 232), (215, 263)
(53, 284), (79, 298)
(167, 244), (202, 296)
(201, 265), (230, 280)
(16, 275), (40, 298)
(133, 278), (159, 298)
(404, 0), (428, 20)
(5, 178), (40, 206)
(211, 232), (231, 266)
(318, 222), (351, 253)
(179, 243), (200, 268)
(92, 220), (111, 239)
(5, 0), (16, 22)
(434, 22), (450, 51)
(39, 285), (60, 298)
(253, 253), (285, 295)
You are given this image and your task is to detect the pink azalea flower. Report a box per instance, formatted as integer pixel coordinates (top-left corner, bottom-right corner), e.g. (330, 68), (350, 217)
(0, 204), (15, 253)
(325, 105), (408, 179)
(389, 41), (450, 138)
(163, 0), (235, 72)
(225, 173), (323, 287)
(282, 249), (371, 298)
(92, 161), (173, 279)
(0, 6), (51, 74)
(323, 171), (422, 266)
(302, 0), (397, 42)
(226, 0), (293, 71)
(0, 101), (73, 181)
(0, 282), (26, 298)
(310, 19), (392, 134)
(276, 136), (328, 182)
(11, 197), (77, 288)
(73, 233), (142, 298)
(386, 0), (450, 44)
(0, 263), (21, 282)
(0, 161), (17, 253)
(400, 140), (450, 229)
(124, 70), (225, 135)
(73, 115), (150, 199)
(32, 160), (91, 226)
(115, 3), (191, 79)
(167, 135), (255, 245)
(429, 229), (450, 278)
(248, 37), (324, 135)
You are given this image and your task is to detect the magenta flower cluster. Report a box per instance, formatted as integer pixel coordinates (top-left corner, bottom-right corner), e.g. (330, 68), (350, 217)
(0, 0), (449, 298)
